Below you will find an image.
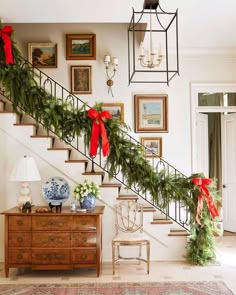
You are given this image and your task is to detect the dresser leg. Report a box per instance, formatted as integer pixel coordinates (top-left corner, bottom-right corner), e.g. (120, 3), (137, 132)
(5, 266), (9, 278)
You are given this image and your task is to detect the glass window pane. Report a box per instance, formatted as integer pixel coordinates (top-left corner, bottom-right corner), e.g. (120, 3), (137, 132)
(198, 93), (236, 106)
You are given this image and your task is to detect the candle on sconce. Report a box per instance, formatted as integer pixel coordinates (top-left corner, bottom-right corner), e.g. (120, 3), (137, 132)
(112, 57), (118, 66)
(104, 55), (111, 63)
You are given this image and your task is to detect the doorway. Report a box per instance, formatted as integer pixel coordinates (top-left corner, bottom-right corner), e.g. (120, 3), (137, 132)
(191, 83), (236, 233)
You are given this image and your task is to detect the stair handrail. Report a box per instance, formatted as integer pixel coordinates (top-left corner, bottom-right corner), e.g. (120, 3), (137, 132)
(0, 56), (191, 231)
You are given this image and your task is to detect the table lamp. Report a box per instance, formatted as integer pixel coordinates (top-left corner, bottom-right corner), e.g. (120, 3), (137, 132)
(9, 155), (41, 207)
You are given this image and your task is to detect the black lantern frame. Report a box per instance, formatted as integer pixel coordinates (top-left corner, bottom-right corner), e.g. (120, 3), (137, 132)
(128, 0), (179, 85)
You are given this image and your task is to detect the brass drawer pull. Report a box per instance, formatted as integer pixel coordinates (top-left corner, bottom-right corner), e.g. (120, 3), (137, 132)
(17, 237), (23, 242)
(17, 220), (23, 226)
(81, 220), (87, 225)
(82, 237), (87, 242)
(17, 254), (23, 259)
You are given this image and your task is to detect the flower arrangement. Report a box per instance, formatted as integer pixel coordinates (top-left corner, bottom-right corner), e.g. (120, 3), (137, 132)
(73, 180), (100, 202)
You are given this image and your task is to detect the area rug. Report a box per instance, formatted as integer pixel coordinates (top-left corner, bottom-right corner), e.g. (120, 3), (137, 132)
(0, 281), (234, 295)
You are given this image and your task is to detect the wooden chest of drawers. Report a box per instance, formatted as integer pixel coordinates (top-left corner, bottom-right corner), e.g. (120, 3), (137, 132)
(2, 206), (104, 277)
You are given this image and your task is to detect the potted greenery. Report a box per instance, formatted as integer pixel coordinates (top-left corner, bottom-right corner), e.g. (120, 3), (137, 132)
(73, 180), (100, 211)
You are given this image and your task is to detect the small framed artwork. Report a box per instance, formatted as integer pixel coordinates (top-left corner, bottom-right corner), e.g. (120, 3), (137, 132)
(28, 42), (57, 68)
(66, 34), (96, 60)
(101, 103), (124, 122)
(134, 95), (168, 132)
(71, 65), (92, 94)
(141, 137), (162, 158)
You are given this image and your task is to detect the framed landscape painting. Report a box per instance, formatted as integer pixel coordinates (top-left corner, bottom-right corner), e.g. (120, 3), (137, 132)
(134, 95), (168, 132)
(66, 34), (96, 60)
(102, 103), (124, 122)
(71, 65), (92, 94)
(141, 137), (162, 158)
(28, 42), (57, 68)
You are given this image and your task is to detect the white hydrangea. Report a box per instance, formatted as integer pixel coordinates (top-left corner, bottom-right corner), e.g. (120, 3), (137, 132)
(73, 180), (101, 202)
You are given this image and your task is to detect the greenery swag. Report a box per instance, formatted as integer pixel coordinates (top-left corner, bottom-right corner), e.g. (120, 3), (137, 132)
(0, 24), (221, 265)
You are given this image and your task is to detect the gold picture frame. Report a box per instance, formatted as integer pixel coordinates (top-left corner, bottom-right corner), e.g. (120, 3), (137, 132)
(101, 103), (124, 122)
(28, 42), (57, 68)
(134, 95), (168, 132)
(66, 34), (96, 60)
(71, 65), (92, 94)
(141, 137), (162, 158)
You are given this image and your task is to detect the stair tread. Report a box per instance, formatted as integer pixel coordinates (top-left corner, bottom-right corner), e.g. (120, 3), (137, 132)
(83, 172), (105, 176)
(151, 220), (173, 224)
(142, 206), (156, 212)
(100, 183), (122, 188)
(168, 232), (189, 236)
(48, 148), (72, 151)
(65, 159), (88, 163)
(117, 195), (139, 200)
(0, 111), (13, 113)
(14, 123), (37, 126)
(168, 228), (189, 236)
(31, 135), (54, 138)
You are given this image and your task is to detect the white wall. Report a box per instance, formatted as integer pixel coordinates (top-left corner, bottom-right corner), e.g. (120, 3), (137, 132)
(1, 23), (236, 261)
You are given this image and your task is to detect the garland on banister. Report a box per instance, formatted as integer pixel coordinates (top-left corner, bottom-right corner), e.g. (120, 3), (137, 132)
(0, 24), (222, 265)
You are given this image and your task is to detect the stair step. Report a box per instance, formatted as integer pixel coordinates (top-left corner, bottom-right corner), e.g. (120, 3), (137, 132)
(31, 135), (54, 139)
(117, 195), (139, 201)
(65, 159), (88, 164)
(151, 219), (173, 225)
(48, 148), (72, 151)
(0, 111), (13, 114)
(82, 171), (105, 176)
(100, 183), (122, 188)
(168, 229), (189, 236)
(14, 123), (37, 127)
(142, 206), (156, 212)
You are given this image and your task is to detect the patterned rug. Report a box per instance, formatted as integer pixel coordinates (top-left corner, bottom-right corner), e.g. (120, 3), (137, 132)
(0, 281), (233, 295)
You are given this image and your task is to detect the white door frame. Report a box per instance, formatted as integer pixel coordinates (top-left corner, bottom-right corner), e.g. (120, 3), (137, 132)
(190, 82), (236, 173)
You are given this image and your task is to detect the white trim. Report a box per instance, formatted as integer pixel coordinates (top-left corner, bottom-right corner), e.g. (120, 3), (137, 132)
(190, 82), (236, 174)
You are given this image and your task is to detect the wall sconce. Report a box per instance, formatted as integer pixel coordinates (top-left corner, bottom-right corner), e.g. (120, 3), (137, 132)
(104, 55), (118, 97)
(9, 155), (41, 207)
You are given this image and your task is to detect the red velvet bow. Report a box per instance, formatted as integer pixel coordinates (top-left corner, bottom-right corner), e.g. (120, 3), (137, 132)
(88, 108), (111, 157)
(0, 25), (14, 64)
(192, 177), (219, 226)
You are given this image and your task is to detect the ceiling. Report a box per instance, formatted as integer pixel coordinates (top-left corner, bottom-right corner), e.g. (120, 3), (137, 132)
(2, 0), (236, 54)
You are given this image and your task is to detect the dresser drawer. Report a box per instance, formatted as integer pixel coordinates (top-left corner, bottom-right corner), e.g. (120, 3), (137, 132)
(9, 216), (31, 231)
(73, 216), (97, 231)
(32, 249), (70, 264)
(73, 249), (97, 264)
(32, 216), (72, 231)
(32, 233), (71, 248)
(9, 250), (31, 264)
(9, 233), (31, 247)
(72, 232), (96, 247)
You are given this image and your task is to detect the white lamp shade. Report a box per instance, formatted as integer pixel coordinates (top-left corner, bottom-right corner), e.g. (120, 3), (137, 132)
(9, 156), (41, 182)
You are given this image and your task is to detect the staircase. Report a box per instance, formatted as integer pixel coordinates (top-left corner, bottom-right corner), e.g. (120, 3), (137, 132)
(0, 96), (189, 261)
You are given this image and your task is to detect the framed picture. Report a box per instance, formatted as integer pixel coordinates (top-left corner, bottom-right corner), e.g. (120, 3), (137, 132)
(71, 65), (92, 94)
(28, 42), (57, 68)
(134, 95), (168, 132)
(66, 34), (96, 60)
(141, 137), (162, 158)
(101, 103), (124, 122)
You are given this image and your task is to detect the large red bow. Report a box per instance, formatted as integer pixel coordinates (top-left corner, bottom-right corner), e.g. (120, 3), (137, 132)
(192, 177), (219, 226)
(0, 25), (14, 64)
(88, 108), (111, 157)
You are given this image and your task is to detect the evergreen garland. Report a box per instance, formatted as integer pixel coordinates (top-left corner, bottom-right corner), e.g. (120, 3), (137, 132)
(0, 24), (221, 265)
